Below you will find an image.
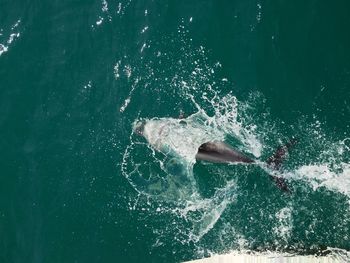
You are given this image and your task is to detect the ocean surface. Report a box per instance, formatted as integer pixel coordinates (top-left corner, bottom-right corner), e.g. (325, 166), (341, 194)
(1, 1), (350, 262)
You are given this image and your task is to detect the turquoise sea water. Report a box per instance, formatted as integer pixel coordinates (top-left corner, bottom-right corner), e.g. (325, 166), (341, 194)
(1, 1), (350, 262)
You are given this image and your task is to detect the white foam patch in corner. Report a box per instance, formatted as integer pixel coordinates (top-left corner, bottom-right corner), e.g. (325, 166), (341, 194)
(0, 19), (21, 57)
(283, 123), (350, 197)
(292, 163), (350, 196)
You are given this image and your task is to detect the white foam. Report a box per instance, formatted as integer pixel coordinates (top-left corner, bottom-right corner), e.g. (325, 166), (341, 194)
(7, 32), (20, 44)
(124, 64), (132, 78)
(113, 60), (121, 79)
(101, 0), (108, 12)
(273, 206), (293, 243)
(0, 20), (21, 57)
(140, 42), (146, 53)
(0, 44), (8, 56)
(141, 113), (226, 163)
(291, 163), (350, 196)
(116, 0), (132, 16)
(141, 26), (148, 34)
(83, 81), (92, 89)
(184, 249), (350, 262)
(256, 3), (262, 22)
(121, 33), (268, 244)
(117, 3), (122, 14)
(96, 17), (103, 25)
(120, 25), (350, 251)
(119, 77), (139, 113)
(11, 19), (21, 30)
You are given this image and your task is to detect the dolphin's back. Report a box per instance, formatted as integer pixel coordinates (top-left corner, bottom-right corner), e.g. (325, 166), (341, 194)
(195, 141), (254, 164)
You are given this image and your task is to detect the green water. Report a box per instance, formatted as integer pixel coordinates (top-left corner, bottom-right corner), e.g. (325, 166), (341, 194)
(1, 1), (350, 262)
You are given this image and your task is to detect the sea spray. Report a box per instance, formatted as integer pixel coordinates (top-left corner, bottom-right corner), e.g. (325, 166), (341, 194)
(119, 24), (350, 257)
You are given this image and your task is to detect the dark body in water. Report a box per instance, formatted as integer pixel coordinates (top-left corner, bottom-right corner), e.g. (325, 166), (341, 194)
(135, 119), (297, 192)
(196, 139), (297, 192)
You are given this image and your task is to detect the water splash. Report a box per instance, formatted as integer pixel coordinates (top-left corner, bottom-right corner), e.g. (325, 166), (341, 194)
(0, 19), (21, 57)
(273, 205), (293, 243)
(118, 23), (350, 255)
(122, 83), (264, 241)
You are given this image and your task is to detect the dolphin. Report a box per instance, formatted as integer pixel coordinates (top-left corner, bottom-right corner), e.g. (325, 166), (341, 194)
(134, 118), (297, 193)
(195, 139), (297, 192)
(196, 141), (255, 164)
